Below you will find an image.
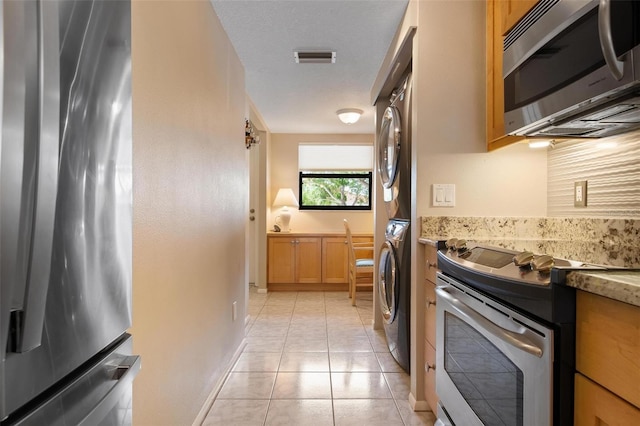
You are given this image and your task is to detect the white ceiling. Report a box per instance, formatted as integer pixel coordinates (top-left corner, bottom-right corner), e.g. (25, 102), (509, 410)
(210, 0), (409, 134)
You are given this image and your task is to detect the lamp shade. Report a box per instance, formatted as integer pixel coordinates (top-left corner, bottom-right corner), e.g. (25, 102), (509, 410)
(273, 188), (299, 208)
(336, 108), (363, 124)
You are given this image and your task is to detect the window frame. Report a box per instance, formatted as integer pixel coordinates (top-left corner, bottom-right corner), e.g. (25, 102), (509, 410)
(298, 171), (373, 211)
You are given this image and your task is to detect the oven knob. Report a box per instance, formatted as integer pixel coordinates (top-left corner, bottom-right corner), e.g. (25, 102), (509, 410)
(531, 255), (554, 272)
(445, 238), (458, 250)
(513, 251), (534, 267)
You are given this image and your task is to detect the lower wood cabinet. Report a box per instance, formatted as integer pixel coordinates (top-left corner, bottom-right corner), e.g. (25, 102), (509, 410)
(574, 373), (640, 425)
(575, 290), (640, 424)
(322, 237), (348, 284)
(423, 243), (439, 413)
(267, 233), (372, 291)
(424, 340), (438, 415)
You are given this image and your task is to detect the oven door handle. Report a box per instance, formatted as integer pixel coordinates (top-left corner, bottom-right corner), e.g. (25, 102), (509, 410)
(436, 287), (543, 358)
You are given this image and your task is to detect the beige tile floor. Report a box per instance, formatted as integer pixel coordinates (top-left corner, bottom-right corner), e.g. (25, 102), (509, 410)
(202, 288), (436, 426)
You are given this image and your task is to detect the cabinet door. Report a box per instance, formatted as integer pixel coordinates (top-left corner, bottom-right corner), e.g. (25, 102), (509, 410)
(268, 237), (296, 283)
(424, 340), (438, 413)
(487, 0), (527, 150)
(295, 237), (322, 284)
(576, 291), (640, 408)
(322, 237), (348, 284)
(425, 281), (437, 348)
(574, 373), (640, 426)
(500, 0), (539, 35)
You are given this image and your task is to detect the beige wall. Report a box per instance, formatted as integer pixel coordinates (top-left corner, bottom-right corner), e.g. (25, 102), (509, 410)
(372, 0), (548, 411)
(268, 133), (375, 234)
(131, 1), (247, 424)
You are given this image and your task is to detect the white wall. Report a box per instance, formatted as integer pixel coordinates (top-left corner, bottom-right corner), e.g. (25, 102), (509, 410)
(131, 2), (247, 424)
(548, 130), (640, 218)
(268, 133), (375, 234)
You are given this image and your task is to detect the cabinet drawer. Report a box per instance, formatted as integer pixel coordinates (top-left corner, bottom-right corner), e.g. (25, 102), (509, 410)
(424, 340), (438, 413)
(576, 291), (640, 408)
(574, 373), (640, 425)
(425, 280), (436, 347)
(425, 244), (438, 284)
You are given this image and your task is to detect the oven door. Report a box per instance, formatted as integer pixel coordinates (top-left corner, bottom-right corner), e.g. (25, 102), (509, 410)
(435, 273), (553, 426)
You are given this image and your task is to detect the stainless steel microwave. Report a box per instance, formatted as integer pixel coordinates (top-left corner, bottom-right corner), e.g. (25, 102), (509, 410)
(503, 0), (640, 138)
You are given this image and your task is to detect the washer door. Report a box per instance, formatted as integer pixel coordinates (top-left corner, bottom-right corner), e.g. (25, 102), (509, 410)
(377, 106), (401, 189)
(378, 240), (399, 324)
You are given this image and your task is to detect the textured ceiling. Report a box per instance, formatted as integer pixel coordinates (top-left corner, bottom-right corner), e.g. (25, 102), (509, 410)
(210, 0), (409, 134)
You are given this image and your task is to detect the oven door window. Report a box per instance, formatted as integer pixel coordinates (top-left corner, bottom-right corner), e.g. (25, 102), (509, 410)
(444, 312), (524, 426)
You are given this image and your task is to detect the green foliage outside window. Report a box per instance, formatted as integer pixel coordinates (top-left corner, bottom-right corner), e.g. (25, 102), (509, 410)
(299, 172), (372, 210)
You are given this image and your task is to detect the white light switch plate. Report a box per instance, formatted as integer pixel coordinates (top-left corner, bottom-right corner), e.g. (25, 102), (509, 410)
(433, 184), (455, 207)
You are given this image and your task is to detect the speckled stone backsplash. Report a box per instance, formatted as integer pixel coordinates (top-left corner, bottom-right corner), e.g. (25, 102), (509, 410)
(421, 217), (640, 268)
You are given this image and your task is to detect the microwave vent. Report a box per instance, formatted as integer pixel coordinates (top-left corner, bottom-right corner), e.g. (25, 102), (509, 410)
(294, 51), (336, 64)
(504, 0), (559, 51)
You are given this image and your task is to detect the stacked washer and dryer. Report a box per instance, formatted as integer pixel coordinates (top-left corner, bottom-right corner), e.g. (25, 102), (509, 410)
(377, 67), (412, 373)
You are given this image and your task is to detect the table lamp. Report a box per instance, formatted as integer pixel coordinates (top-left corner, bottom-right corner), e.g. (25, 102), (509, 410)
(272, 188), (298, 233)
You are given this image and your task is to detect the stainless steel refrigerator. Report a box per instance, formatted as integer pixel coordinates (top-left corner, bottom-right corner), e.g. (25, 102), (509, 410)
(1, 0), (139, 424)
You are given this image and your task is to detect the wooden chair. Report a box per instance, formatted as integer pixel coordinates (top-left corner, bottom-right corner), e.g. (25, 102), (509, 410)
(343, 219), (374, 306)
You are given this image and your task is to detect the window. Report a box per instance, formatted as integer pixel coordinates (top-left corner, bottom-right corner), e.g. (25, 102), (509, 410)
(298, 144), (373, 211)
(299, 171), (372, 210)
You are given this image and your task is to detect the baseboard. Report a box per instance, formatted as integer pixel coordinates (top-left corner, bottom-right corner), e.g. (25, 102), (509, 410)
(409, 392), (432, 412)
(192, 337), (247, 426)
(257, 288), (267, 294)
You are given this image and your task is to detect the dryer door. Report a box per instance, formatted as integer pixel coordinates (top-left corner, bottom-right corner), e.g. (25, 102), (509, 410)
(378, 240), (399, 324)
(377, 106), (401, 189)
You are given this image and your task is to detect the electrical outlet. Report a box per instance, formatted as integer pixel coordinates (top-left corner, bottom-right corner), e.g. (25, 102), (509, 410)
(574, 181), (587, 207)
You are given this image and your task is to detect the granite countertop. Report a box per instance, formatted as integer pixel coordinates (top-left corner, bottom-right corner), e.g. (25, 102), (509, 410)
(565, 270), (640, 307)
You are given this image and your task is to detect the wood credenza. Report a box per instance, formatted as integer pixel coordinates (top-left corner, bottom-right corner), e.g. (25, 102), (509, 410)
(267, 233), (373, 291)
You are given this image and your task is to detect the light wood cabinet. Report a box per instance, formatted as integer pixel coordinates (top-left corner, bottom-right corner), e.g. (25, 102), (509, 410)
(486, 0), (529, 151)
(499, 0), (539, 35)
(267, 233), (372, 291)
(424, 340), (438, 415)
(576, 291), (640, 409)
(322, 237), (348, 284)
(267, 236), (321, 286)
(574, 290), (640, 424)
(423, 243), (439, 412)
(574, 373), (640, 426)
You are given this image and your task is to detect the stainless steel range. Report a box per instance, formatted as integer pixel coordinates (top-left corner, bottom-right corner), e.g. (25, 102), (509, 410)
(434, 239), (602, 426)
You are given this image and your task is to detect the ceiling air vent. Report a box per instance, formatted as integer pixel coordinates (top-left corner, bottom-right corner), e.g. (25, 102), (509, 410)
(294, 51), (336, 64)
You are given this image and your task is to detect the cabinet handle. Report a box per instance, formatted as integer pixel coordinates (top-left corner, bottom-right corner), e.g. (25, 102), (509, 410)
(426, 260), (436, 269)
(426, 299), (436, 308)
(425, 363), (435, 373)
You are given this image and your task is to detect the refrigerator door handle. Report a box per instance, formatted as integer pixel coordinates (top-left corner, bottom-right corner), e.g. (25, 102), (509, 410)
(0, 0), (28, 355)
(14, 0), (60, 353)
(77, 355), (141, 426)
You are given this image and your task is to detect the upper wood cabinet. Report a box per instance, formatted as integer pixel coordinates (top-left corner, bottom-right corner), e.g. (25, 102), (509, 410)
(486, 0), (532, 151)
(500, 0), (539, 35)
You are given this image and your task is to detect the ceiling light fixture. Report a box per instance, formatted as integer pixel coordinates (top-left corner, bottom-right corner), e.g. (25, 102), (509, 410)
(336, 108), (363, 125)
